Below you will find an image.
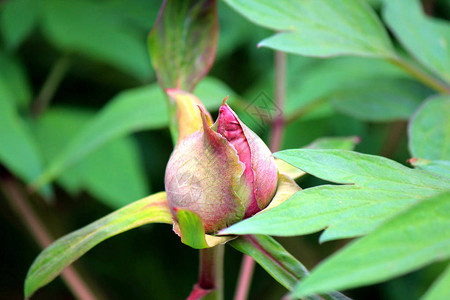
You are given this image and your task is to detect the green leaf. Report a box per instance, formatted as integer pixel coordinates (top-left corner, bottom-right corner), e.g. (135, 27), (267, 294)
(149, 0), (218, 91)
(34, 107), (150, 208)
(382, 0), (450, 83)
(409, 95), (450, 161)
(24, 192), (172, 298)
(31, 77), (235, 190)
(229, 235), (349, 300)
(0, 51), (32, 109)
(0, 0), (38, 49)
(0, 101), (51, 196)
(221, 150), (450, 241)
(224, 0), (395, 58)
(305, 136), (360, 151)
(39, 0), (151, 80)
(292, 192), (450, 298)
(331, 78), (431, 122)
(176, 209), (209, 249)
(422, 263), (450, 300)
(30, 84), (167, 190)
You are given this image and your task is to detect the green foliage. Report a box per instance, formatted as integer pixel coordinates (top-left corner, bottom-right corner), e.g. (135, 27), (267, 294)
(293, 192), (450, 298)
(382, 0), (450, 83)
(34, 108), (149, 208)
(229, 235), (349, 300)
(0, 101), (51, 196)
(0, 51), (32, 109)
(39, 0), (153, 80)
(222, 149), (450, 241)
(422, 264), (450, 300)
(0, 0), (38, 49)
(24, 192), (172, 298)
(331, 78), (431, 121)
(224, 0), (395, 58)
(1, 0), (449, 298)
(409, 95), (450, 161)
(149, 0), (218, 91)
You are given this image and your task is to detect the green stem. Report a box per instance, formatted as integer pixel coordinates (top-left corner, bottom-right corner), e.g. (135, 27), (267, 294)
(195, 245), (224, 300)
(388, 56), (450, 94)
(32, 54), (72, 117)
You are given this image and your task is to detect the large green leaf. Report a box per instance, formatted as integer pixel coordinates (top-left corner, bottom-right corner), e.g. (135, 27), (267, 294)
(149, 0), (218, 92)
(0, 51), (32, 109)
(0, 100), (51, 196)
(224, 0), (395, 58)
(292, 192), (450, 298)
(39, 0), (151, 80)
(34, 108), (149, 208)
(0, 0), (38, 49)
(229, 235), (349, 300)
(221, 150), (450, 242)
(31, 77), (236, 190)
(331, 78), (431, 122)
(409, 95), (450, 161)
(24, 192), (172, 298)
(422, 263), (450, 300)
(382, 0), (450, 83)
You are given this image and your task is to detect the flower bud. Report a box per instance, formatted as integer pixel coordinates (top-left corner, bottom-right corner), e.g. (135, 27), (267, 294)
(165, 98), (278, 233)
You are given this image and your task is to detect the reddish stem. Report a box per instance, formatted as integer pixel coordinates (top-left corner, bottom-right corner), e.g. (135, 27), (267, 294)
(233, 255), (255, 300)
(0, 177), (97, 300)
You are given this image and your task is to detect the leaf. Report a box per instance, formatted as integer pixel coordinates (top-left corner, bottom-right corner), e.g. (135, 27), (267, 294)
(229, 235), (349, 300)
(331, 78), (431, 122)
(292, 192), (450, 298)
(0, 51), (32, 109)
(409, 95), (450, 161)
(305, 136), (360, 151)
(0, 100), (51, 196)
(408, 158), (450, 180)
(276, 136), (360, 179)
(382, 0), (450, 83)
(34, 107), (150, 208)
(31, 77), (236, 190)
(149, 0), (218, 91)
(30, 84), (167, 190)
(221, 150), (450, 242)
(175, 209), (233, 249)
(24, 192), (172, 298)
(39, 0), (151, 80)
(0, 0), (38, 49)
(422, 263), (450, 300)
(224, 0), (395, 58)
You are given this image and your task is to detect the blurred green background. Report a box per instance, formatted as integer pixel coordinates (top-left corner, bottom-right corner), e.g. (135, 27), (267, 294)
(1, 0), (449, 299)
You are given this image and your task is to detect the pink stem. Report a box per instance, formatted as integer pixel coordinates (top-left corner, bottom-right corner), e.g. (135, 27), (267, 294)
(1, 176), (97, 300)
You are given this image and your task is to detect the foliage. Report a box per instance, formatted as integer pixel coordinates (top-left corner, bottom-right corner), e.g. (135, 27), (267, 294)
(0, 0), (449, 299)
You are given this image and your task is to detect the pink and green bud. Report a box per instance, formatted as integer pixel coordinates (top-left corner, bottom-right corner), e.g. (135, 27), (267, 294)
(165, 99), (278, 233)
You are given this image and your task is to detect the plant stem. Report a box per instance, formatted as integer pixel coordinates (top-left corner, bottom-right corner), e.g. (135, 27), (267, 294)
(192, 245), (224, 300)
(32, 54), (72, 117)
(380, 120), (407, 159)
(270, 50), (287, 152)
(388, 56), (450, 94)
(0, 176), (97, 300)
(233, 255), (255, 300)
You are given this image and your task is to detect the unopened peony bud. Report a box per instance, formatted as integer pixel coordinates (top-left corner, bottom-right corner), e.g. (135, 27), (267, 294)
(165, 98), (278, 233)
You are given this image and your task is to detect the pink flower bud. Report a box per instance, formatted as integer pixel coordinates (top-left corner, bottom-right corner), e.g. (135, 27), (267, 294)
(165, 99), (278, 233)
